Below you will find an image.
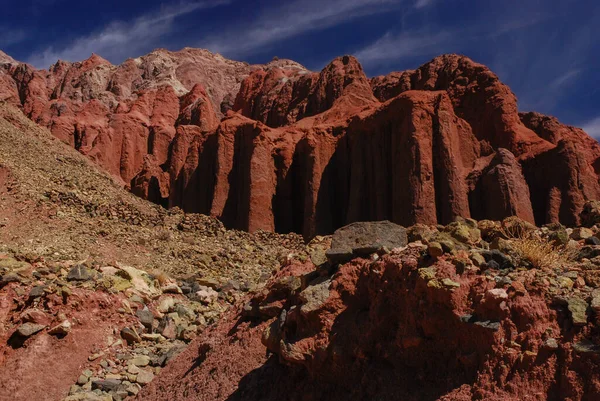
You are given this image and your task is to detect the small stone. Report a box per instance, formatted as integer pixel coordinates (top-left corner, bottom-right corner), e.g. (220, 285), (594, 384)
(48, 320), (72, 336)
(21, 308), (49, 325)
(16, 322), (46, 337)
(549, 228), (569, 246)
(175, 304), (196, 320)
(480, 249), (513, 269)
(195, 288), (218, 304)
(309, 247), (328, 266)
(160, 317), (177, 340)
(88, 353), (103, 361)
(508, 281), (527, 296)
(141, 333), (165, 342)
(495, 276), (512, 287)
(161, 283), (182, 294)
(469, 252), (486, 267)
(121, 327), (141, 344)
(486, 288), (509, 301)
(567, 297), (589, 326)
(126, 383), (141, 395)
(129, 355), (150, 367)
(441, 278), (460, 288)
(585, 236), (600, 246)
(0, 272), (23, 285)
(571, 227), (594, 240)
(557, 276), (574, 290)
(196, 277), (220, 290)
(135, 369), (154, 384)
(136, 306), (154, 329)
(427, 242), (444, 258)
(28, 285), (47, 299)
(127, 365), (141, 374)
(298, 277), (331, 315)
(129, 294), (145, 305)
(158, 297), (176, 313)
(77, 375), (89, 385)
(91, 378), (121, 392)
(67, 265), (94, 281)
(544, 338), (559, 350)
(418, 267), (437, 282)
(574, 276), (586, 288)
(473, 320), (501, 331)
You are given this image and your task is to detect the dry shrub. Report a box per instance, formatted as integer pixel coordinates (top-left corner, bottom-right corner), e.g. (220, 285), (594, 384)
(156, 229), (171, 242)
(502, 228), (576, 270)
(152, 270), (170, 286)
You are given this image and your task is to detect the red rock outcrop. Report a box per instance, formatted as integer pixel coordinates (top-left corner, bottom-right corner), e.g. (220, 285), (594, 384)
(0, 48), (307, 184)
(138, 244), (600, 401)
(2, 50), (600, 235)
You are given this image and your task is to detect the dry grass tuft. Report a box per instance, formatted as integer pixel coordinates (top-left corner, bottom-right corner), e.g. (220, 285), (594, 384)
(156, 229), (171, 242)
(502, 228), (577, 270)
(152, 270), (170, 286)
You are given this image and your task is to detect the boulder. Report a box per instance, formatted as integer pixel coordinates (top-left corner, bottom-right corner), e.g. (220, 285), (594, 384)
(326, 221), (407, 263)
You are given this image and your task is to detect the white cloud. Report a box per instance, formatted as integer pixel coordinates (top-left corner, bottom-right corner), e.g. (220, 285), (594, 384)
(199, 0), (405, 57)
(582, 116), (600, 139)
(549, 68), (582, 89)
(353, 30), (451, 67)
(26, 0), (231, 69)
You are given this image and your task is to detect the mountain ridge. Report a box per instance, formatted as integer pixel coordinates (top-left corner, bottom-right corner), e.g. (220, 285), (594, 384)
(1, 48), (599, 237)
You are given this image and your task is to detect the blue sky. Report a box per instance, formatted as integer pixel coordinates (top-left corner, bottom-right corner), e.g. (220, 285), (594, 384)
(1, 0), (599, 136)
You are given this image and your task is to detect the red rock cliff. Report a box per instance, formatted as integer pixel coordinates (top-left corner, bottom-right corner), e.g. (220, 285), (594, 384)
(1, 50), (599, 236)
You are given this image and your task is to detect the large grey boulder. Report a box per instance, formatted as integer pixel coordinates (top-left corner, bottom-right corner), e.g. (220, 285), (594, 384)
(326, 221), (407, 264)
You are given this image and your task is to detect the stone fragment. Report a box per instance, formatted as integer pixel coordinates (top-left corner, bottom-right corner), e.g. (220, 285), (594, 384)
(16, 322), (46, 337)
(67, 265), (94, 281)
(136, 306), (154, 329)
(129, 355), (150, 367)
(135, 369), (155, 384)
(298, 277), (331, 315)
(48, 320), (71, 336)
(121, 327), (142, 344)
(427, 242), (444, 258)
(91, 378), (121, 392)
(572, 227), (593, 240)
(567, 297), (588, 326)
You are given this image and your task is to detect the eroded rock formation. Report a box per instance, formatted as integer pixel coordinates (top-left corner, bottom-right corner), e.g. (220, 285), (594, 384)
(1, 50), (599, 236)
(137, 219), (600, 401)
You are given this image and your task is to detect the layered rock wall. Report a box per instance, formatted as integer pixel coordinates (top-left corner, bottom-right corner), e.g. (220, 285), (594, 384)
(2, 50), (600, 236)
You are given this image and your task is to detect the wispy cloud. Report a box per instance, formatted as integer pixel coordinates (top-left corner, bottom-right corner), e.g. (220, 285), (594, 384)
(353, 30), (452, 67)
(353, 12), (551, 71)
(0, 28), (27, 48)
(549, 68), (582, 89)
(582, 116), (600, 139)
(27, 0), (231, 69)
(199, 0), (406, 58)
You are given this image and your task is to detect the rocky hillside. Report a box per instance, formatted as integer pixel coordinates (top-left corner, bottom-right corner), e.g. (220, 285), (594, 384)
(140, 217), (600, 401)
(1, 49), (600, 239)
(0, 102), (308, 401)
